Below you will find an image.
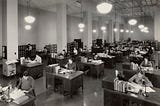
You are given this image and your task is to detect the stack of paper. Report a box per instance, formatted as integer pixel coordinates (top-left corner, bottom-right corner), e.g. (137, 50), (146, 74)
(10, 89), (25, 100)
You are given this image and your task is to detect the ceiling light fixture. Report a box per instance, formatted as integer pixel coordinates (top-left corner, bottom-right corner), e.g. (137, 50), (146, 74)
(138, 24), (144, 29)
(126, 30), (129, 33)
(143, 26), (148, 30)
(24, 0), (35, 24)
(120, 29), (124, 32)
(96, 1), (112, 14)
(113, 28), (118, 32)
(128, 19), (137, 26)
(128, 0), (137, 26)
(93, 29), (97, 33)
(78, 0), (85, 29)
(25, 25), (32, 30)
(101, 26), (106, 31)
(78, 23), (85, 29)
(130, 30), (134, 33)
(79, 28), (84, 32)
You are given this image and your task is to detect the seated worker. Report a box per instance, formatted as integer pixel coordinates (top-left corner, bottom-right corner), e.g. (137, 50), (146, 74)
(129, 71), (153, 87)
(140, 57), (153, 68)
(17, 71), (35, 96)
(62, 49), (67, 57)
(93, 54), (100, 60)
(25, 44), (33, 59)
(43, 47), (48, 60)
(65, 59), (76, 70)
(73, 47), (78, 55)
(34, 55), (42, 63)
(25, 54), (42, 64)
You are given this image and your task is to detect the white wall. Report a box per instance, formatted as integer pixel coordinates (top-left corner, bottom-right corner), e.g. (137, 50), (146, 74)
(18, 5), (39, 45)
(67, 15), (82, 43)
(18, 5), (57, 50)
(37, 9), (57, 50)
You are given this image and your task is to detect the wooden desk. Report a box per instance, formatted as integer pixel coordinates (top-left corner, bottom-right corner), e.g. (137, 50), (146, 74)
(81, 62), (104, 78)
(46, 71), (83, 97)
(21, 63), (43, 79)
(123, 69), (160, 88)
(0, 94), (35, 106)
(129, 55), (143, 65)
(109, 52), (123, 63)
(102, 76), (160, 106)
(100, 57), (115, 68)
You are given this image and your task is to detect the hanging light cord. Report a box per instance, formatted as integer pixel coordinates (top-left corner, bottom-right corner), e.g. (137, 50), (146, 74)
(132, 0), (133, 17)
(115, 8), (117, 27)
(27, 0), (31, 16)
(81, 0), (83, 22)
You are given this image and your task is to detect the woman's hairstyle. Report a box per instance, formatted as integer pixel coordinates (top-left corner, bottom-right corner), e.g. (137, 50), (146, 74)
(23, 71), (29, 76)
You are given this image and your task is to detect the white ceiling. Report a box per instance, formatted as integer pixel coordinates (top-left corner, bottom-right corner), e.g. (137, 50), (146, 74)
(19, 0), (160, 18)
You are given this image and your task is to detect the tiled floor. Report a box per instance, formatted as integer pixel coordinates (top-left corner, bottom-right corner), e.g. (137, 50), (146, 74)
(0, 61), (122, 106)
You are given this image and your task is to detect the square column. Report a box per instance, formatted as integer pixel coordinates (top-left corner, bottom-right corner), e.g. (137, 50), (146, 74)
(154, 11), (160, 41)
(108, 20), (113, 43)
(2, 0), (18, 60)
(56, 3), (67, 52)
(83, 11), (92, 49)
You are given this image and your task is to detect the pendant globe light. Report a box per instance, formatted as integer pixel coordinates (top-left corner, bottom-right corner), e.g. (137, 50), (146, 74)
(78, 0), (85, 29)
(24, 0), (35, 24)
(97, 0), (112, 14)
(138, 24), (144, 29)
(128, 0), (137, 26)
(93, 29), (97, 33)
(25, 25), (32, 30)
(120, 29), (124, 32)
(101, 26), (106, 31)
(79, 28), (84, 32)
(126, 29), (129, 33)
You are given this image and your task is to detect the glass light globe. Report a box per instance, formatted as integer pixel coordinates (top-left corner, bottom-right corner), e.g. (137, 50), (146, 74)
(24, 15), (36, 24)
(138, 24), (144, 29)
(78, 23), (85, 29)
(130, 30), (134, 33)
(145, 30), (149, 33)
(101, 26), (106, 31)
(103, 30), (106, 33)
(143, 27), (148, 30)
(141, 29), (145, 32)
(79, 28), (84, 32)
(25, 25), (32, 30)
(120, 29), (124, 32)
(97, 2), (113, 14)
(128, 19), (137, 26)
(93, 29), (97, 33)
(126, 30), (129, 33)
(113, 28), (118, 32)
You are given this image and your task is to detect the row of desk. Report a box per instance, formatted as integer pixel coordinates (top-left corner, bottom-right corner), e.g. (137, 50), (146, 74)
(102, 75), (160, 106)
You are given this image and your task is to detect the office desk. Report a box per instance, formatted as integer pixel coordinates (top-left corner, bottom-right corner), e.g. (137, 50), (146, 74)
(102, 76), (160, 106)
(81, 62), (104, 78)
(109, 52), (123, 63)
(48, 57), (68, 67)
(46, 71), (83, 97)
(100, 57), (115, 68)
(0, 94), (35, 106)
(123, 69), (160, 88)
(129, 55), (143, 65)
(21, 63), (43, 79)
